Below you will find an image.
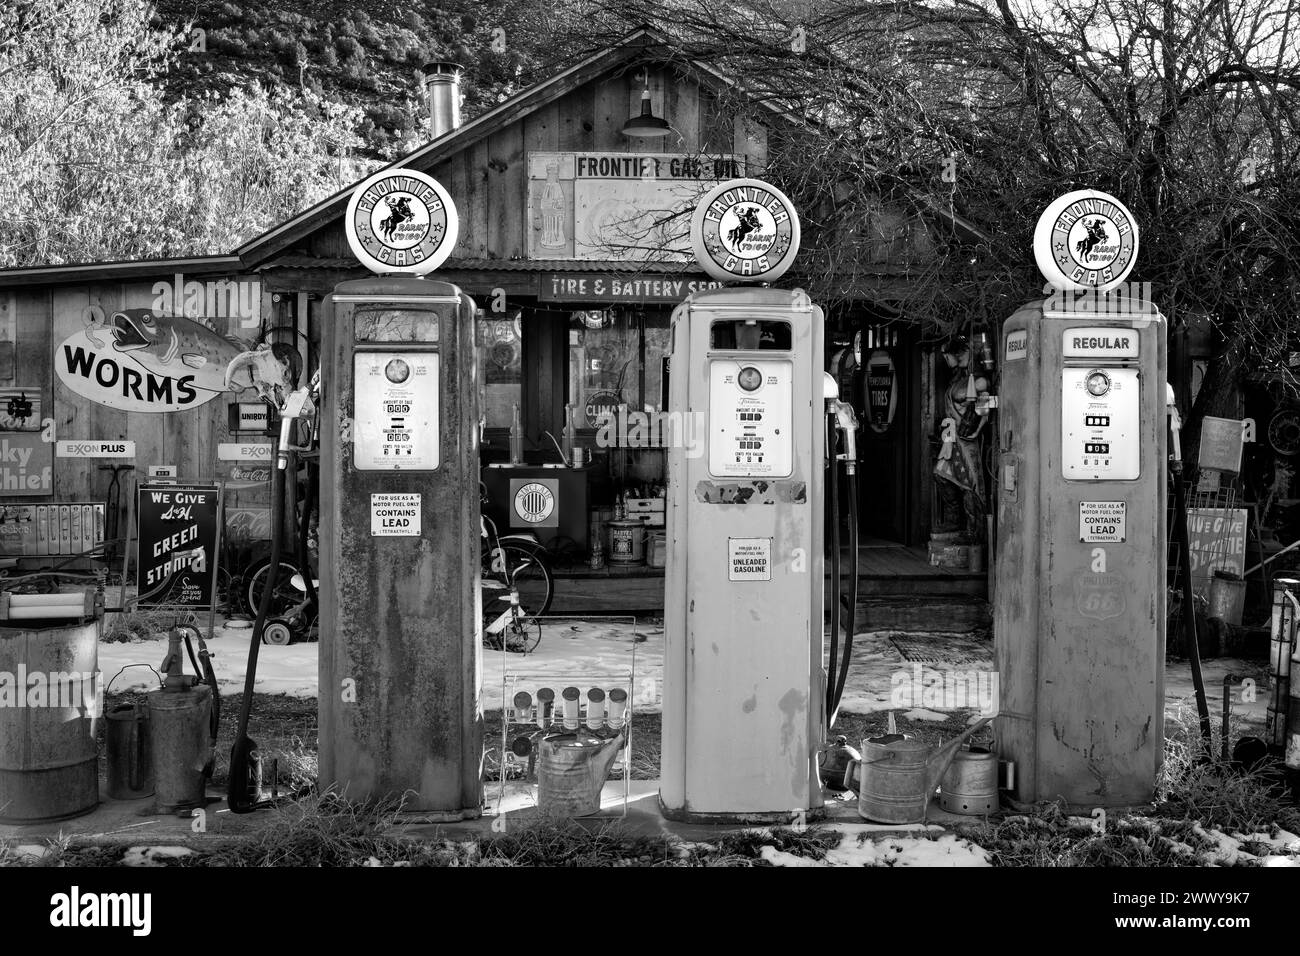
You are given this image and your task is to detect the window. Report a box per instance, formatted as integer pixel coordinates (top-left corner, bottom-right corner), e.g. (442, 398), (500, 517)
(476, 311), (522, 429)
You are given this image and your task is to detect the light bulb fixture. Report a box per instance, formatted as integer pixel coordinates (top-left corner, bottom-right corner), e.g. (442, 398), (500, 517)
(621, 71), (671, 139)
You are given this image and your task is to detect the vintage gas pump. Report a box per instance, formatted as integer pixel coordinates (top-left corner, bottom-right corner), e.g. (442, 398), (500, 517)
(317, 168), (482, 818)
(660, 179), (857, 822)
(994, 190), (1167, 807)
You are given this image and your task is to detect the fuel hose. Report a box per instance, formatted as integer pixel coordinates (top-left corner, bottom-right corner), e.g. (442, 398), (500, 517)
(227, 446), (288, 812)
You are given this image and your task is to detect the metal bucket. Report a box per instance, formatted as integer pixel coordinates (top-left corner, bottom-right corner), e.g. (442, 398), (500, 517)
(856, 738), (934, 823)
(608, 520), (645, 565)
(536, 731), (625, 816)
(106, 702), (154, 800)
(147, 685), (211, 814)
(1208, 571), (1246, 626)
(0, 621), (100, 823)
(939, 746), (998, 815)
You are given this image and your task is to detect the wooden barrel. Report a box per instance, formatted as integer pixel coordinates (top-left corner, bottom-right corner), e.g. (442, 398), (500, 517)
(0, 621), (100, 823)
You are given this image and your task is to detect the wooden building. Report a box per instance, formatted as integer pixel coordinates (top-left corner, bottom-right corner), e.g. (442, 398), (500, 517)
(0, 27), (988, 582)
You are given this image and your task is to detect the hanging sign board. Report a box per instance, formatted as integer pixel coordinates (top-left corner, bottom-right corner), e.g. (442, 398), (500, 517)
(344, 168), (459, 275)
(1198, 416), (1245, 474)
(691, 178), (801, 283)
(1185, 508), (1248, 591)
(135, 483), (220, 608)
(728, 537), (772, 581)
(1033, 190), (1139, 293)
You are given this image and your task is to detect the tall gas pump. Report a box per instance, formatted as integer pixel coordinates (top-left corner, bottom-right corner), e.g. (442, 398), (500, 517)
(317, 168), (482, 818)
(660, 179), (857, 822)
(994, 190), (1167, 807)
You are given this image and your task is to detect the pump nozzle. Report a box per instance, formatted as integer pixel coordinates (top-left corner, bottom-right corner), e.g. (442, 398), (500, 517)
(827, 399), (859, 475)
(1166, 383), (1182, 465)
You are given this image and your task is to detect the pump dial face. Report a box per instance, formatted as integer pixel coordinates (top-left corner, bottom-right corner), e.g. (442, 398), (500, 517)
(737, 366), (763, 392)
(1086, 370), (1111, 396)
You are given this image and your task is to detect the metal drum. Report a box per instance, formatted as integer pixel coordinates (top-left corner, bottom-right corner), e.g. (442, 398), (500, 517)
(0, 621), (100, 823)
(939, 746), (999, 815)
(1268, 578), (1300, 747)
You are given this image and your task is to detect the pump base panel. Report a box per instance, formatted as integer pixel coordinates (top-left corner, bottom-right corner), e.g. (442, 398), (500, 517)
(657, 799), (826, 825)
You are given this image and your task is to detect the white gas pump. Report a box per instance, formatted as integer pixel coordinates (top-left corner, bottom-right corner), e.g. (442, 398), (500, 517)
(660, 179), (859, 822)
(315, 168), (483, 818)
(994, 190), (1168, 807)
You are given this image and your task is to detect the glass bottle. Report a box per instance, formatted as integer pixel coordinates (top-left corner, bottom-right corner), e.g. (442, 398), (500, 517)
(540, 163), (566, 249)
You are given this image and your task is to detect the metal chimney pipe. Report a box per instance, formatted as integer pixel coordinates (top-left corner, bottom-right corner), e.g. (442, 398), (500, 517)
(420, 61), (463, 139)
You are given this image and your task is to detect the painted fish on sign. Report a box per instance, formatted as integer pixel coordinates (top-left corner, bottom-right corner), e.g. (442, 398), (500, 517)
(56, 310), (254, 413)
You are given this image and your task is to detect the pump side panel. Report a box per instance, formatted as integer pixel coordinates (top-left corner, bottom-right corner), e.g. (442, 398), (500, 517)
(993, 303), (1044, 801)
(1035, 312), (1166, 806)
(319, 278), (482, 817)
(664, 291), (824, 816)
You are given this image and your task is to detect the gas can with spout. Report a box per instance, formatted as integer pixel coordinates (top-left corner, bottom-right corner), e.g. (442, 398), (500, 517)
(148, 628), (213, 815)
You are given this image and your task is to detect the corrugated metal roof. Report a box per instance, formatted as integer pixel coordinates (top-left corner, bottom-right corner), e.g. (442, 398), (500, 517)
(263, 254), (707, 275)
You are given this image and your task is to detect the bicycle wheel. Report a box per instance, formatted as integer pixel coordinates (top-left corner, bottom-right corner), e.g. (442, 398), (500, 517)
(243, 558), (303, 620)
(482, 545), (553, 652)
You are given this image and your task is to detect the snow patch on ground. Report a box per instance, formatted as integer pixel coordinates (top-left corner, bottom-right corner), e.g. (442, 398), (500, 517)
(121, 846), (195, 867)
(901, 708), (949, 722)
(759, 832), (991, 867)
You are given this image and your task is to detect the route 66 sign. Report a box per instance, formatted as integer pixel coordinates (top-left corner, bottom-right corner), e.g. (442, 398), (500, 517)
(1074, 571), (1126, 620)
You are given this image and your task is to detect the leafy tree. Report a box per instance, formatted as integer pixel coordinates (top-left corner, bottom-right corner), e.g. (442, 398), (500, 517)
(579, 0), (1300, 469)
(0, 0), (367, 266)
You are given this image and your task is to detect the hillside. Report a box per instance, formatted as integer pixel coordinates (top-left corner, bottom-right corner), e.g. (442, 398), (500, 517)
(148, 0), (594, 158)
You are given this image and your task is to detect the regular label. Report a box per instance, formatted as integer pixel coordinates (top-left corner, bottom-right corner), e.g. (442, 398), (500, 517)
(371, 493), (421, 536)
(1079, 500), (1126, 542)
(1005, 329), (1028, 361)
(728, 537), (771, 581)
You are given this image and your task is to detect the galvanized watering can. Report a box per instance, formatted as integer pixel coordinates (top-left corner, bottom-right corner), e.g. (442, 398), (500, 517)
(536, 727), (627, 817)
(844, 717), (992, 824)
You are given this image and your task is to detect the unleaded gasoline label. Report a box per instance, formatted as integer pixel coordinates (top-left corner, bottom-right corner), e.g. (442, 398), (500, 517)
(728, 537), (772, 581)
(371, 493), (421, 536)
(1079, 500), (1126, 542)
